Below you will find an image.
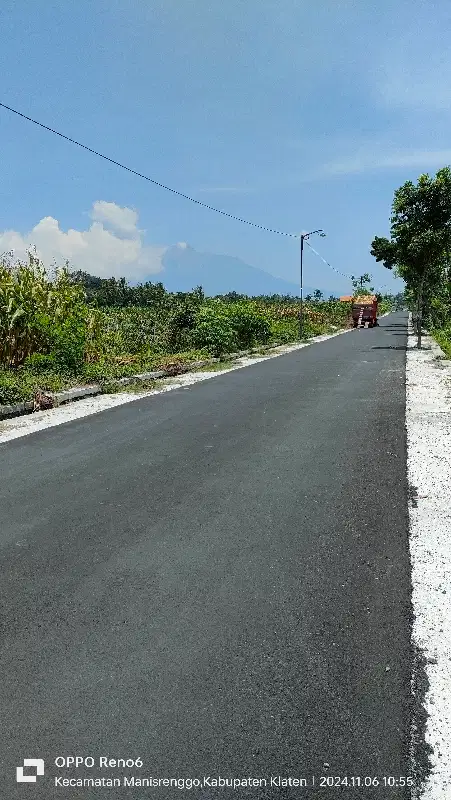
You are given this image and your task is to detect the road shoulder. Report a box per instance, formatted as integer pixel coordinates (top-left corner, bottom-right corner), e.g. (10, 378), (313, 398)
(407, 318), (451, 798)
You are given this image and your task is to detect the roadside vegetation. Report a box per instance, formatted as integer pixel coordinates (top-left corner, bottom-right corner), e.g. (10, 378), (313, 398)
(372, 166), (451, 352)
(0, 252), (395, 406)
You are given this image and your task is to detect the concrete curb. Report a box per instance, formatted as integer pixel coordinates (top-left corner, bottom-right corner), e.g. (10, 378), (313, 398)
(0, 311), (394, 422)
(0, 400), (35, 420)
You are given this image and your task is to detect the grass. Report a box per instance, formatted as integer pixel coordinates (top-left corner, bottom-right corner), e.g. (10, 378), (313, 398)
(196, 361), (235, 372)
(100, 378), (162, 395)
(0, 350), (210, 406)
(432, 330), (451, 359)
(0, 367), (77, 406)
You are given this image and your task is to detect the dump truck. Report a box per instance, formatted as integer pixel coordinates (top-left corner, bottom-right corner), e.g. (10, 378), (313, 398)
(339, 295), (379, 328)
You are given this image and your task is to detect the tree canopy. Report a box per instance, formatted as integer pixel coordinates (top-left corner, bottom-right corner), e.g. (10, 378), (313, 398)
(351, 273), (374, 296)
(371, 167), (451, 346)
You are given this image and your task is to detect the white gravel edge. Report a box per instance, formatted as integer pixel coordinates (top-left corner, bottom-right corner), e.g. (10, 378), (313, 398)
(407, 317), (451, 798)
(0, 323), (365, 444)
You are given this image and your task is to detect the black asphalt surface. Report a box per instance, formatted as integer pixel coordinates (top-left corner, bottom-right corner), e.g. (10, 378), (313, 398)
(1, 313), (412, 799)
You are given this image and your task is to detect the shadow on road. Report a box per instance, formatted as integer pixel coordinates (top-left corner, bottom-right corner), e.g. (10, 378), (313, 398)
(371, 345), (408, 351)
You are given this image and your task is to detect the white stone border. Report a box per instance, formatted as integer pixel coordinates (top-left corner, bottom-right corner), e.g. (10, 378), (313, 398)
(407, 315), (451, 798)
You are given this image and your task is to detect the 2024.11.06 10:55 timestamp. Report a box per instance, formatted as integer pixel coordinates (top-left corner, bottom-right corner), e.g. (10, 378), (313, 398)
(319, 776), (414, 789)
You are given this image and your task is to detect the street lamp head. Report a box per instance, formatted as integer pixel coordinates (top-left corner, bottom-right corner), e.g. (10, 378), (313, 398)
(305, 228), (326, 238)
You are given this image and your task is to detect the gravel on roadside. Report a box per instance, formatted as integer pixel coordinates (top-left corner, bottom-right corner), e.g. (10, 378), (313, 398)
(407, 319), (451, 799)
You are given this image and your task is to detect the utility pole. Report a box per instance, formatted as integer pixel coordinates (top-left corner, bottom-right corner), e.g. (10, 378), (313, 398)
(299, 229), (325, 339)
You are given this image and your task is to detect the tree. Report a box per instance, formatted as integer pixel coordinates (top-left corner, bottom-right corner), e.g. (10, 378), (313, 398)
(371, 167), (451, 348)
(220, 290), (247, 303)
(312, 289), (324, 302)
(70, 270), (103, 297)
(351, 273), (374, 295)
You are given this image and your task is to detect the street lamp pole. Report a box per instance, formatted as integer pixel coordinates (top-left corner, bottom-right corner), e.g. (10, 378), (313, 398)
(299, 229), (325, 339)
(299, 235), (305, 339)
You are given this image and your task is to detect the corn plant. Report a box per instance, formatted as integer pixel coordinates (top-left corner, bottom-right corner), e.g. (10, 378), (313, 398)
(0, 253), (89, 368)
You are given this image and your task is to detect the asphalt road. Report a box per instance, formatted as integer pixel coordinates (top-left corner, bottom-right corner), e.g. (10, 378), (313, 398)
(1, 313), (412, 799)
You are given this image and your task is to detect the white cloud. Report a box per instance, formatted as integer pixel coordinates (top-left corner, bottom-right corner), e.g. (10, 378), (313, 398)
(90, 201), (140, 235)
(0, 202), (167, 281)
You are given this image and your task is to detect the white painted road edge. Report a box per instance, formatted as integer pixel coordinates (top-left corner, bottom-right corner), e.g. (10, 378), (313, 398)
(0, 317), (389, 444)
(407, 319), (451, 798)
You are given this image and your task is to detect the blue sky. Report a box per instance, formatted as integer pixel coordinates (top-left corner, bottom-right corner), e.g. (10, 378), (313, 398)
(1, 0), (450, 294)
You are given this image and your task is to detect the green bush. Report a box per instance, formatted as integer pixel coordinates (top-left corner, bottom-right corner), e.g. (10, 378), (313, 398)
(378, 299), (393, 314)
(190, 301), (272, 355)
(92, 307), (161, 356)
(191, 306), (238, 356)
(165, 306), (200, 352)
(269, 319), (299, 343)
(49, 319), (87, 373)
(300, 319), (327, 338)
(23, 352), (57, 372)
(225, 303), (271, 348)
(0, 367), (70, 405)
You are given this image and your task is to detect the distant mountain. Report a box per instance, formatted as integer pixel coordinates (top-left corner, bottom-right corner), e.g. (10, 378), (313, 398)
(159, 243), (335, 298)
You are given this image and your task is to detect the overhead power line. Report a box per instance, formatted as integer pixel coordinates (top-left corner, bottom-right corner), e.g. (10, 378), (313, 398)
(0, 101), (397, 293)
(0, 101), (299, 238)
(304, 241), (394, 293)
(304, 240), (352, 280)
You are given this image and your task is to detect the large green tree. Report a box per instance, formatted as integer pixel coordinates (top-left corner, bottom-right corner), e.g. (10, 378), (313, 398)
(351, 273), (374, 296)
(371, 167), (451, 347)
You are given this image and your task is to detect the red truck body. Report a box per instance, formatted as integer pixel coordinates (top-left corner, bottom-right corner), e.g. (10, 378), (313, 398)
(352, 295), (378, 327)
(340, 295), (379, 328)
